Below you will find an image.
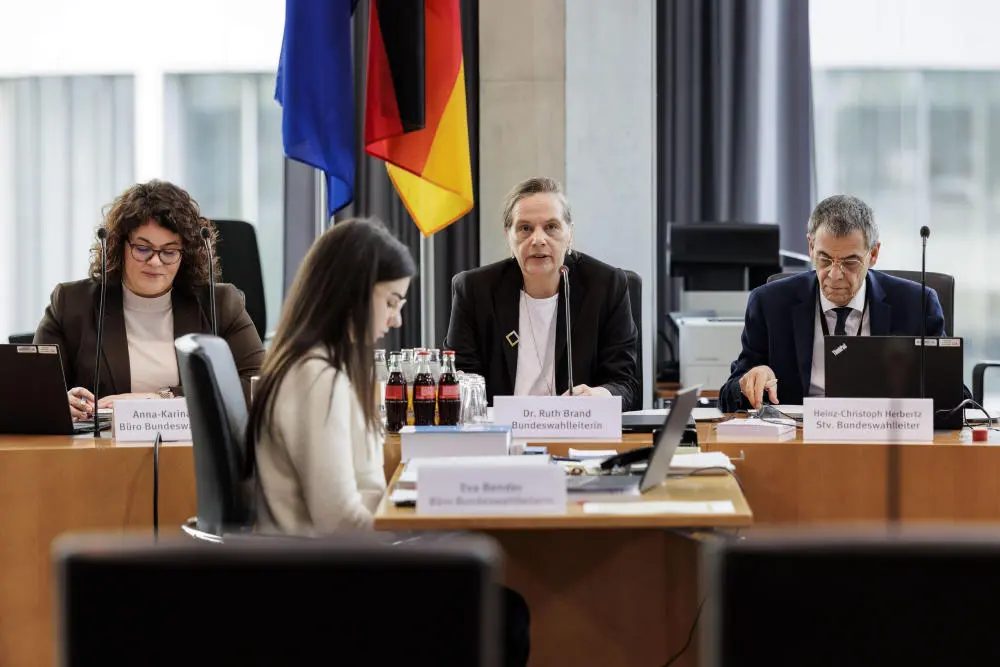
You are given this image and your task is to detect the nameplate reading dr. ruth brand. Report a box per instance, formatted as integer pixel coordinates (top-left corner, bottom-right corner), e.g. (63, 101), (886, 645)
(492, 395), (622, 439)
(113, 398), (191, 443)
(417, 461), (567, 516)
(803, 397), (933, 443)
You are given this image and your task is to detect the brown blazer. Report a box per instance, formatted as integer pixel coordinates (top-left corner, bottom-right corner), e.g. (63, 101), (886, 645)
(34, 279), (265, 404)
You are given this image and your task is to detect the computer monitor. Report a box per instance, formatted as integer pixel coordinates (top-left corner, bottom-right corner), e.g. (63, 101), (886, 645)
(56, 533), (503, 667)
(704, 530), (1000, 666)
(668, 222), (781, 292)
(824, 335), (964, 429)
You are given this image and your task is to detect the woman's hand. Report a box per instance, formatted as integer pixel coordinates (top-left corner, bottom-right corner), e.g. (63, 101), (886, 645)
(67, 387), (95, 421)
(97, 393), (160, 409)
(562, 384), (612, 398)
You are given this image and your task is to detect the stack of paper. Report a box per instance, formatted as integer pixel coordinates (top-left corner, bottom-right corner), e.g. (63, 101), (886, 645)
(715, 418), (796, 440)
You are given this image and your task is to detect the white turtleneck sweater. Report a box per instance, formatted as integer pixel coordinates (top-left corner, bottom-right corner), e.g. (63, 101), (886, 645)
(123, 284), (179, 393)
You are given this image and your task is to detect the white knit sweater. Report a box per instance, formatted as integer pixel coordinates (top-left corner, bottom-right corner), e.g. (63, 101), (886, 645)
(255, 352), (385, 535)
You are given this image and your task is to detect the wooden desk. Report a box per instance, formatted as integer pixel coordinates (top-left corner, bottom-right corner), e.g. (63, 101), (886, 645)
(699, 425), (1000, 523)
(0, 434), (196, 667)
(374, 461), (751, 667)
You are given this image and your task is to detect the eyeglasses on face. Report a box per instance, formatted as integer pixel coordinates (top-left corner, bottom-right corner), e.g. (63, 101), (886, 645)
(388, 297), (407, 313)
(128, 241), (182, 265)
(814, 255), (866, 273)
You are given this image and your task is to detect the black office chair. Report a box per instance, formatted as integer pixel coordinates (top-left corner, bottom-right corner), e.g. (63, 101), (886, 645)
(767, 270), (956, 337)
(8, 332), (34, 344)
(174, 333), (254, 542)
(211, 219), (267, 342)
(623, 270), (643, 401)
(54, 532), (504, 667)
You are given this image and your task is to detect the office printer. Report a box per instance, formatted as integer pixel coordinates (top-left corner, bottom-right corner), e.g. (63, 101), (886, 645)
(675, 316), (745, 390)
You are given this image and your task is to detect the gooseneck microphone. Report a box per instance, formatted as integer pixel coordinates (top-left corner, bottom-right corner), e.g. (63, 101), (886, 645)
(919, 225), (930, 399)
(201, 227), (218, 336)
(93, 228), (109, 437)
(560, 265), (574, 395)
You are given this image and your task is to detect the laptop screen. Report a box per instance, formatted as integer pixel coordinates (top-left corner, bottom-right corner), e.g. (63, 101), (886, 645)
(639, 385), (701, 493)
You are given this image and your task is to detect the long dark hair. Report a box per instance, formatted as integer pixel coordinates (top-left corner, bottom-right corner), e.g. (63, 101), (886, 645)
(247, 219), (415, 446)
(89, 180), (219, 292)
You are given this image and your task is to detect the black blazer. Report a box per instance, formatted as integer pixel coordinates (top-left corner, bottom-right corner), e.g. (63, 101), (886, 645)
(443, 252), (640, 411)
(718, 270), (947, 412)
(34, 279), (265, 405)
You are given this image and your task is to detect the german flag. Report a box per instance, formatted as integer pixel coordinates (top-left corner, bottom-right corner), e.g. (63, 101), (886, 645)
(364, 0), (473, 236)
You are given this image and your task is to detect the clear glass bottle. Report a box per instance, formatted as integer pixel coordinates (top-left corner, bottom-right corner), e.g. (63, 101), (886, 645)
(428, 348), (442, 382)
(400, 349), (415, 425)
(373, 349), (388, 421)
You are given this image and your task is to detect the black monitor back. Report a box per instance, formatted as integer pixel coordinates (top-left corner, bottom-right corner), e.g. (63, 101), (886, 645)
(824, 335), (964, 428)
(56, 533), (502, 667)
(0, 343), (74, 435)
(668, 222), (781, 291)
(705, 530), (1000, 667)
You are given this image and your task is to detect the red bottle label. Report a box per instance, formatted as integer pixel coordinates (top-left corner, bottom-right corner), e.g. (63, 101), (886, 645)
(439, 384), (460, 400)
(415, 385), (436, 401)
(385, 385), (404, 401)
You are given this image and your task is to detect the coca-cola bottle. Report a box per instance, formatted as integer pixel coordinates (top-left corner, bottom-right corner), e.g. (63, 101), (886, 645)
(412, 351), (437, 426)
(384, 352), (408, 433)
(438, 350), (461, 426)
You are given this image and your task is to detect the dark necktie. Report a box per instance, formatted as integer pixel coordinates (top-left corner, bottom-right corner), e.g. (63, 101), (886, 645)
(832, 307), (853, 336)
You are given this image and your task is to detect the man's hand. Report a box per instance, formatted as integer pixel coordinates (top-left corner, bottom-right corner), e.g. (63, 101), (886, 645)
(738, 366), (778, 410)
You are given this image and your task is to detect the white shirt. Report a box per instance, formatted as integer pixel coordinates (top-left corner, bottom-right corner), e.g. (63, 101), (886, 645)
(123, 285), (179, 393)
(808, 281), (870, 397)
(256, 351), (385, 535)
(514, 290), (559, 396)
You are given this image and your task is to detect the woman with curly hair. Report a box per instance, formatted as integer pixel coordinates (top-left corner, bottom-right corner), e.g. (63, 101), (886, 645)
(34, 179), (264, 418)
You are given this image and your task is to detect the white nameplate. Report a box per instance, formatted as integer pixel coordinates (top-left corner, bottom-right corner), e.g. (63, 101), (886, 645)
(417, 459), (567, 515)
(803, 397), (933, 443)
(113, 398), (191, 442)
(492, 395), (622, 439)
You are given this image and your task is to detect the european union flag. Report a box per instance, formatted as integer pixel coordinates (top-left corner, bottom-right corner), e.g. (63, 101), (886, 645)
(275, 0), (358, 218)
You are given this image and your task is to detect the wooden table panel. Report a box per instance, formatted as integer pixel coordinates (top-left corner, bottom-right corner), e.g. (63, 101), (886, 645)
(0, 435), (196, 667)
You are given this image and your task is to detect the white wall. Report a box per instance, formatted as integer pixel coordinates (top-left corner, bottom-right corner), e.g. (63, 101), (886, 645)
(565, 0), (656, 408)
(0, 0), (283, 75)
(0, 0), (284, 182)
(812, 0), (1000, 69)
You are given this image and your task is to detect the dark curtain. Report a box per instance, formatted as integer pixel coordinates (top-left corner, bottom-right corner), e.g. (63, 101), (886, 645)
(337, 0), (480, 352)
(655, 0), (813, 375)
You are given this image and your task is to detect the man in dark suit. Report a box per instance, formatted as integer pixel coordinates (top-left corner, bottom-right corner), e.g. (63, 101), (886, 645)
(719, 195), (946, 412)
(443, 177), (639, 411)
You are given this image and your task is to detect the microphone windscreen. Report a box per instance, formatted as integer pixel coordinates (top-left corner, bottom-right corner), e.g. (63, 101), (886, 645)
(920, 225), (930, 239)
(96, 228), (108, 240)
(200, 227), (211, 240)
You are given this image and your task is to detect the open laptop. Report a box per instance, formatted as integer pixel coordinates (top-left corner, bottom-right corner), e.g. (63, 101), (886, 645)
(567, 385), (701, 497)
(0, 344), (109, 435)
(824, 335), (964, 430)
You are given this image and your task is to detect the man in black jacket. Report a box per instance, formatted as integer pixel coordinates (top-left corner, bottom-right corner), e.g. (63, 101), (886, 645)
(443, 177), (640, 411)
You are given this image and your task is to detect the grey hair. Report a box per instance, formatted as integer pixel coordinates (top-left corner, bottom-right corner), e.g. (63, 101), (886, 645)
(501, 177), (573, 230)
(807, 195), (879, 249)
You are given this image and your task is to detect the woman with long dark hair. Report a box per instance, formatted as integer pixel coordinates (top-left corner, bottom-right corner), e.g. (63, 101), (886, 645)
(248, 218), (530, 666)
(249, 218), (414, 532)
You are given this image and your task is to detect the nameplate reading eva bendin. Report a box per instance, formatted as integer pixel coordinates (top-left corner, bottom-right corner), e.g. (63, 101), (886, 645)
(417, 459), (566, 516)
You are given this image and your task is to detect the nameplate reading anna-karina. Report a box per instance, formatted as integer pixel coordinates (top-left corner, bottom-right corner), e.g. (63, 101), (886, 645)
(113, 398), (191, 442)
(492, 395), (622, 439)
(417, 460), (566, 516)
(803, 397), (933, 443)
